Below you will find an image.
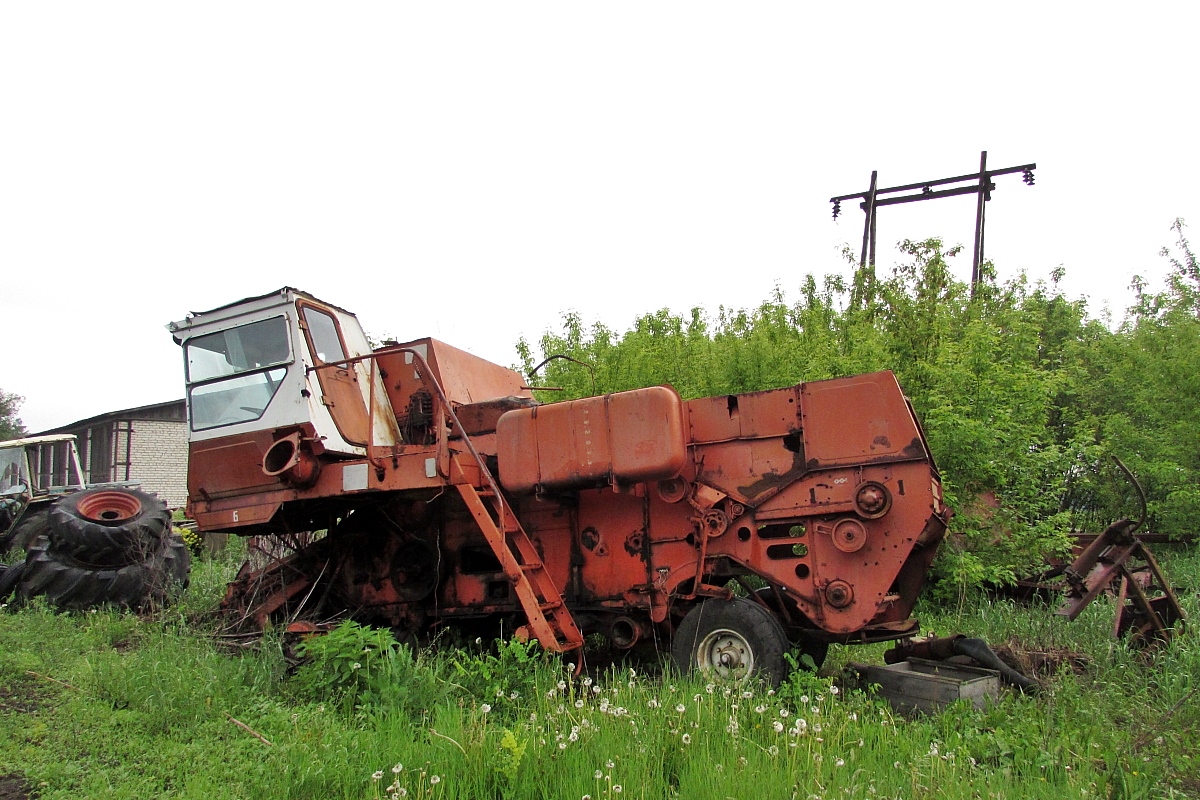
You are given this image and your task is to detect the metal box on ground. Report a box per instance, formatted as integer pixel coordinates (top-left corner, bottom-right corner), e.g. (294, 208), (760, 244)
(851, 658), (1001, 715)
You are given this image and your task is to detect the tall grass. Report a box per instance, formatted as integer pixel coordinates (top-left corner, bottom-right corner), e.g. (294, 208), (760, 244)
(0, 545), (1196, 799)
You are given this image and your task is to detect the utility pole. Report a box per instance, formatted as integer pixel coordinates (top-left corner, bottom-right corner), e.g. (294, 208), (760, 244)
(830, 152), (1036, 296)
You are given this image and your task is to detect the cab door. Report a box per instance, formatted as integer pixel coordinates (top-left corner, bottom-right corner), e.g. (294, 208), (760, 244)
(299, 303), (371, 446)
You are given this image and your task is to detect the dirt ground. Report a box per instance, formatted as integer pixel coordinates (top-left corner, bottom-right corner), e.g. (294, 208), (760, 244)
(0, 773), (31, 800)
(0, 676), (40, 799)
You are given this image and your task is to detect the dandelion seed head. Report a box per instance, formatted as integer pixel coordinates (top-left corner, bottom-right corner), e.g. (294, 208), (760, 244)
(612, 785), (622, 793)
(373, 771), (384, 781)
(773, 721), (785, 733)
(830, 686), (839, 695)
(755, 705), (766, 714)
(558, 680), (567, 690)
(575, 699), (585, 708)
(393, 764), (404, 774)
(835, 758), (845, 767)
(480, 704), (492, 714)
(675, 703), (686, 714)
(800, 695), (809, 704)
(606, 760), (615, 769)
(351, 662), (362, 670)
(681, 733), (692, 744)
(592, 685), (601, 694)
(594, 770), (603, 780)
(582, 676), (593, 687)
(430, 775), (441, 785)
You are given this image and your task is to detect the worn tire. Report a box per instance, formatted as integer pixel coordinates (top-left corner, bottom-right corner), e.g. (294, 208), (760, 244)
(0, 505), (51, 557)
(18, 533), (191, 610)
(0, 561), (25, 603)
(753, 587), (829, 670)
(49, 488), (169, 567)
(672, 597), (791, 687)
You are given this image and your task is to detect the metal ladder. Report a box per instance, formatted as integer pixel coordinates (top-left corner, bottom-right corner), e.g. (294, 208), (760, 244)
(390, 346), (583, 653)
(452, 457), (584, 652)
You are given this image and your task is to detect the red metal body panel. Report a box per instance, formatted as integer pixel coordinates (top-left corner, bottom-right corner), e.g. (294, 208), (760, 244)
(496, 387), (688, 494)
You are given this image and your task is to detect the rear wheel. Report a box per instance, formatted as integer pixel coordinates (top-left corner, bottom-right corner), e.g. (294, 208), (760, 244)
(672, 597), (790, 686)
(49, 488), (169, 567)
(753, 587), (829, 670)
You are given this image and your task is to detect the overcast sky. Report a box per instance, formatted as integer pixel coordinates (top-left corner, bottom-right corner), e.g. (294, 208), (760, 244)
(2, 3), (1196, 433)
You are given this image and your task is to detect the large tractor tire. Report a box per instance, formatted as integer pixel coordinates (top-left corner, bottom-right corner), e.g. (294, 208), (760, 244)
(0, 505), (52, 557)
(18, 533), (190, 611)
(0, 561), (25, 603)
(49, 487), (169, 567)
(672, 597), (791, 687)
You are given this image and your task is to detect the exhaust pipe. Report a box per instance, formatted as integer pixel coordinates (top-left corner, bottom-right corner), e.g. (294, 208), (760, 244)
(262, 433), (321, 488)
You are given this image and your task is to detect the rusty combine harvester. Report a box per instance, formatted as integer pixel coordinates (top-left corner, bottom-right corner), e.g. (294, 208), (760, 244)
(169, 288), (951, 682)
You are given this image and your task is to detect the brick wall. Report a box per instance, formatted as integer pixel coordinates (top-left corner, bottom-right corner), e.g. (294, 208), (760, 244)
(127, 419), (189, 509)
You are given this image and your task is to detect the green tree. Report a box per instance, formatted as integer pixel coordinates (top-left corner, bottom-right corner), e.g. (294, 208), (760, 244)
(0, 389), (26, 441)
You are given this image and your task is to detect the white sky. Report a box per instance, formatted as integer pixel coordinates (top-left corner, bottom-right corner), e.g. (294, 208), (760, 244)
(2, 3), (1196, 432)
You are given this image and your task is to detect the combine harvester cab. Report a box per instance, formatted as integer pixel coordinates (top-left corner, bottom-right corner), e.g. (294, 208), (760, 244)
(170, 288), (951, 684)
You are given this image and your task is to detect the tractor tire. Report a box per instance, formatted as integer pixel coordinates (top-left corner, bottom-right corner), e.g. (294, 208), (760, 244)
(49, 487), (169, 567)
(0, 505), (51, 557)
(0, 561), (25, 603)
(753, 587), (829, 670)
(18, 532), (191, 611)
(672, 597), (791, 687)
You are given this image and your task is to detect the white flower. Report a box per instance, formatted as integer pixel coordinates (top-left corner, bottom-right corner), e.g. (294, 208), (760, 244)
(557, 680), (567, 690)
(612, 786), (622, 794)
(835, 758), (845, 767)
(592, 685), (601, 695)
(800, 695), (810, 704)
(647, 699), (660, 709)
(894, 761), (902, 769)
(773, 721), (785, 733)
(605, 760), (614, 769)
(392, 764), (403, 774)
(848, 712), (857, 721)
(675, 704), (686, 714)
(681, 734), (692, 744)
(582, 677), (593, 687)
(575, 699), (585, 708)
(509, 691), (520, 700)
(430, 775), (441, 785)
(480, 704), (492, 714)
(741, 690), (753, 699)
(830, 686), (839, 695)
(705, 683), (716, 694)
(559, 742), (567, 750)
(373, 771), (384, 781)
(594, 770), (603, 780)
(767, 745), (779, 757)
(755, 705), (766, 714)
(779, 709), (790, 718)
(351, 662), (362, 670)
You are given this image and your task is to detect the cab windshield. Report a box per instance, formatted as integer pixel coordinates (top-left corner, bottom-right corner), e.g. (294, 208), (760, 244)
(185, 316), (292, 431)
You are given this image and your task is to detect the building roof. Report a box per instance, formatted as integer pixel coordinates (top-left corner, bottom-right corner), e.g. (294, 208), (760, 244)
(35, 399), (186, 435)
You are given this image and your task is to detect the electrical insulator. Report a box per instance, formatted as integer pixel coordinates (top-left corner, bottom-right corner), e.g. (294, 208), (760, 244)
(832, 199), (841, 220)
(1023, 168), (1035, 186)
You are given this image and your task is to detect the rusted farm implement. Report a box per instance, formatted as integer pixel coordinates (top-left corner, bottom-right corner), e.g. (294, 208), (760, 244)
(169, 288), (954, 683)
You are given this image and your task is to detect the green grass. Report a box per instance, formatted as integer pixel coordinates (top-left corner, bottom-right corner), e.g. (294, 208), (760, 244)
(1, 545), (1197, 799)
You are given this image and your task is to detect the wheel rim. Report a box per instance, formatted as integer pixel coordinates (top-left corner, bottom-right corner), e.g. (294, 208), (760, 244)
(695, 627), (755, 679)
(76, 491), (142, 524)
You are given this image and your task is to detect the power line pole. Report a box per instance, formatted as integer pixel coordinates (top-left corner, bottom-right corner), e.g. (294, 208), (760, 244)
(830, 151), (1036, 296)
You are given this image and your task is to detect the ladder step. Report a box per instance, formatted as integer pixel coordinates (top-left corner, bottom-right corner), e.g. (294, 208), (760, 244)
(520, 562), (545, 572)
(539, 600), (563, 612)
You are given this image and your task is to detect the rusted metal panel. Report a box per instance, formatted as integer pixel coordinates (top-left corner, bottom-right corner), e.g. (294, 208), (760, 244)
(496, 387), (687, 494)
(801, 372), (926, 468)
